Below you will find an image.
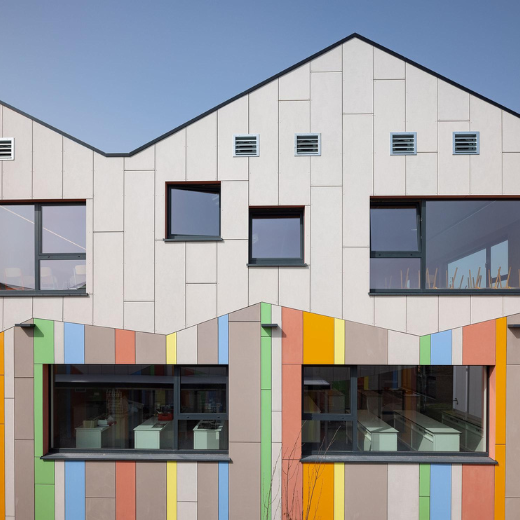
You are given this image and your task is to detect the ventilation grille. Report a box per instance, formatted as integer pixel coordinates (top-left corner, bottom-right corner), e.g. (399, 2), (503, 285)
(390, 133), (416, 155)
(234, 135), (259, 157)
(295, 133), (321, 156)
(0, 138), (14, 161)
(453, 132), (479, 155)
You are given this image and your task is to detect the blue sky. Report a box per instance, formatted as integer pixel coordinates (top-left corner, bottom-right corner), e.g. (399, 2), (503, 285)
(1, 0), (519, 152)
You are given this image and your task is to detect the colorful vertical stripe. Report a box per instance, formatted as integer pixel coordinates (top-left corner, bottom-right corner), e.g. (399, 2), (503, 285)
(166, 333), (177, 364)
(303, 463), (334, 518)
(65, 461), (85, 520)
(167, 461), (177, 519)
(333, 463), (344, 520)
(261, 303), (272, 519)
(218, 315), (229, 364)
(431, 330), (452, 365)
(334, 319), (345, 364)
(116, 461), (135, 520)
(64, 323), (85, 363)
(419, 464), (430, 520)
(0, 331), (4, 520)
(420, 335), (431, 365)
(303, 312), (334, 364)
(430, 465), (451, 519)
(218, 462), (229, 519)
(495, 317), (507, 520)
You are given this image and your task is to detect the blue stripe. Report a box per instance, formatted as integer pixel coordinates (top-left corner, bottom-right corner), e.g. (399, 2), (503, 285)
(431, 330), (452, 365)
(64, 323), (85, 363)
(430, 464), (451, 520)
(218, 462), (229, 519)
(65, 461), (85, 520)
(218, 315), (229, 364)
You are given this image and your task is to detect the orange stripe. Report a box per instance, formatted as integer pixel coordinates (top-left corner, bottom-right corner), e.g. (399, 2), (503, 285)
(495, 317), (507, 445)
(303, 463), (334, 519)
(116, 461), (136, 520)
(495, 445), (505, 520)
(303, 313), (334, 364)
(0, 332), (4, 375)
(462, 321), (496, 365)
(462, 465), (494, 520)
(116, 330), (136, 364)
(0, 424), (4, 520)
(282, 307), (303, 365)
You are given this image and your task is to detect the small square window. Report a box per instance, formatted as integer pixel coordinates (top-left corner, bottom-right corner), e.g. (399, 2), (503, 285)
(167, 184), (221, 241)
(249, 207), (304, 266)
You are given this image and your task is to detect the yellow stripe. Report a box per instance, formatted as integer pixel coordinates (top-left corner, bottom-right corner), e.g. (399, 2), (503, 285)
(334, 319), (345, 365)
(167, 461), (177, 520)
(496, 318), (507, 445)
(166, 333), (177, 364)
(495, 444), (505, 520)
(333, 463), (344, 520)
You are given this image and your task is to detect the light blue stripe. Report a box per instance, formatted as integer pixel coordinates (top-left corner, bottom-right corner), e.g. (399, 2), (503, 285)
(430, 464), (451, 520)
(64, 323), (85, 363)
(218, 462), (229, 519)
(218, 315), (229, 364)
(65, 461), (85, 520)
(431, 330), (452, 365)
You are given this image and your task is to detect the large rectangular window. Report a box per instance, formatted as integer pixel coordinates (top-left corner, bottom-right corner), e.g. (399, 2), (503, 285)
(302, 365), (486, 456)
(0, 203), (86, 293)
(167, 184), (221, 240)
(371, 199), (520, 293)
(51, 364), (228, 453)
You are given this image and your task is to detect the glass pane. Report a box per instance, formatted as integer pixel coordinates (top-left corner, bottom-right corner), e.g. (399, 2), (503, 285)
(303, 366), (350, 414)
(0, 205), (35, 290)
(170, 187), (220, 237)
(40, 260), (86, 290)
(178, 420), (228, 450)
(53, 365), (175, 450)
(42, 205), (86, 254)
(180, 366), (227, 414)
(302, 420), (353, 453)
(370, 207), (419, 252)
(356, 365), (485, 453)
(370, 258), (421, 290)
(426, 200), (520, 289)
(251, 216), (301, 259)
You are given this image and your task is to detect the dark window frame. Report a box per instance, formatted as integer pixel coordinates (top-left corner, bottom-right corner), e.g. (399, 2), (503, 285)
(0, 202), (87, 296)
(48, 364), (229, 457)
(248, 207), (305, 266)
(370, 198), (520, 295)
(166, 183), (222, 242)
(302, 364), (490, 459)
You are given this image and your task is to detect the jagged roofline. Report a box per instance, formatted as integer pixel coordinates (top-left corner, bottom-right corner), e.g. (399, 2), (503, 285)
(1, 33), (519, 158)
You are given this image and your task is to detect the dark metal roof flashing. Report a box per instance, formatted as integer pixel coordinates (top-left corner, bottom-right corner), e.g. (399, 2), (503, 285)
(1, 33), (518, 158)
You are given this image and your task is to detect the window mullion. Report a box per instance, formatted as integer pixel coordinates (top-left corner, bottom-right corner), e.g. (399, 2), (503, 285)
(420, 201), (427, 290)
(173, 366), (180, 450)
(35, 204), (42, 291)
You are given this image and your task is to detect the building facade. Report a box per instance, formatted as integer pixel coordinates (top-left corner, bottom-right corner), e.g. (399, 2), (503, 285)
(0, 33), (519, 519)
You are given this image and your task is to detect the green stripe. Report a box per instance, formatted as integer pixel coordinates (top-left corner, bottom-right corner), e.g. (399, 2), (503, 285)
(261, 337), (272, 390)
(35, 484), (55, 520)
(261, 389), (272, 520)
(419, 496), (430, 520)
(419, 464), (430, 496)
(261, 303), (272, 337)
(34, 363), (44, 457)
(35, 457), (54, 484)
(419, 336), (431, 365)
(34, 319), (54, 364)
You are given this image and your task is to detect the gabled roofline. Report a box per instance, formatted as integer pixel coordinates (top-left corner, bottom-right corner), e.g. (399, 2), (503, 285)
(1, 33), (519, 158)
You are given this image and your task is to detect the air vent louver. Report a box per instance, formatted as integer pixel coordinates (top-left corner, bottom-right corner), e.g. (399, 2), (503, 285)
(390, 133), (416, 155)
(453, 132), (479, 155)
(295, 133), (321, 156)
(234, 134), (259, 157)
(0, 138), (14, 161)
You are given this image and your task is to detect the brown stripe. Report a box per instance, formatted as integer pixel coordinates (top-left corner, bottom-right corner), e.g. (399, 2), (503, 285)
(344, 321), (387, 364)
(229, 443), (261, 520)
(14, 378), (33, 440)
(197, 462), (218, 520)
(229, 303), (260, 322)
(229, 321), (260, 442)
(135, 462), (166, 520)
(197, 319), (218, 364)
(86, 498), (116, 520)
(345, 464), (388, 520)
(135, 333), (166, 365)
(86, 462), (116, 498)
(15, 439), (34, 520)
(85, 326), (115, 364)
(14, 326), (33, 377)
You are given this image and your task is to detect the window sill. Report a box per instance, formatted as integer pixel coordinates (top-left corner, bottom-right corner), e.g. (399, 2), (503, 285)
(164, 237), (223, 242)
(301, 454), (496, 465)
(369, 290), (520, 296)
(42, 451), (231, 462)
(0, 290), (88, 297)
(247, 263), (308, 268)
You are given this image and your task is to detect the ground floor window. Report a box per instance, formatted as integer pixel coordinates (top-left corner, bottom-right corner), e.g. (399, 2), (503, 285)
(302, 365), (486, 456)
(51, 364), (228, 452)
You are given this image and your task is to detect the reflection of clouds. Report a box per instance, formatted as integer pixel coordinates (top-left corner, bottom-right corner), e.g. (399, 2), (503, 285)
(0, 205), (86, 251)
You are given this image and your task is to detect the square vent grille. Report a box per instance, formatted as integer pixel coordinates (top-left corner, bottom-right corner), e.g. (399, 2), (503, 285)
(295, 133), (321, 156)
(453, 132), (479, 155)
(390, 133), (416, 155)
(234, 134), (259, 157)
(0, 138), (14, 161)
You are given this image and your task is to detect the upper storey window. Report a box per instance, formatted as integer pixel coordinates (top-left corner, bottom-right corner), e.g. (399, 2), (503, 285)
(370, 199), (520, 293)
(249, 207), (305, 266)
(0, 203), (86, 294)
(167, 184), (221, 241)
